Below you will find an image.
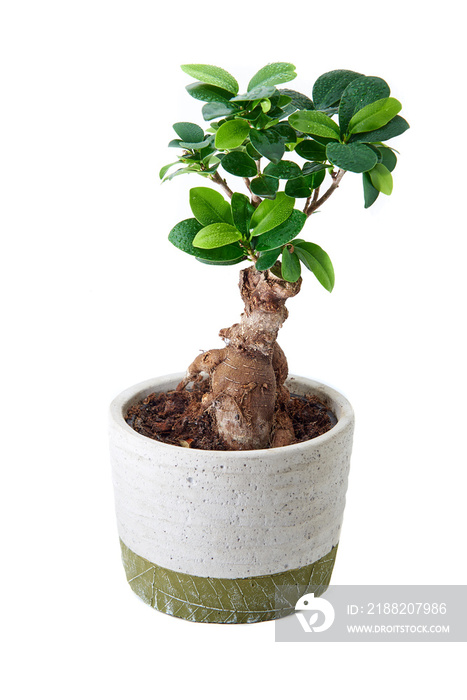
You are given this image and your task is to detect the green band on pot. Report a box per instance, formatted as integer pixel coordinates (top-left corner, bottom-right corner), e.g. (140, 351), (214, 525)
(120, 539), (338, 624)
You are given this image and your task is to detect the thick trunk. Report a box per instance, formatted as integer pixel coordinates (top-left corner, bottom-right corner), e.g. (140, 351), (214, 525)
(178, 267), (301, 450)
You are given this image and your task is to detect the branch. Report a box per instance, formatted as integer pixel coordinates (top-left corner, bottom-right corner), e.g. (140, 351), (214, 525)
(210, 171), (234, 199)
(306, 170), (345, 217)
(243, 177), (262, 207)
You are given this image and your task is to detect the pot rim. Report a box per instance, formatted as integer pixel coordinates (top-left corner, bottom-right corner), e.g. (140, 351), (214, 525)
(110, 372), (354, 457)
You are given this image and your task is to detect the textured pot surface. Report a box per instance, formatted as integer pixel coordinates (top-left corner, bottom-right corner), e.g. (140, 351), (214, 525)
(110, 373), (354, 623)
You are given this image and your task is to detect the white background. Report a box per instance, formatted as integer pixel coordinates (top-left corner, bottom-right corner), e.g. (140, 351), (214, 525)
(2, 0), (466, 697)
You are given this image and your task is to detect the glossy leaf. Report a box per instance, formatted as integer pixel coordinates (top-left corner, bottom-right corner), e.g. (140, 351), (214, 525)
(248, 62), (297, 91)
(192, 222), (242, 249)
(250, 192), (295, 236)
(246, 142), (262, 160)
(263, 160), (302, 180)
(189, 187), (233, 226)
(349, 115), (410, 143)
(231, 193), (253, 236)
(250, 128), (285, 164)
(272, 123), (297, 144)
(185, 82), (236, 103)
(285, 176), (312, 198)
(326, 142), (378, 173)
(254, 209), (306, 251)
(362, 172), (379, 209)
(309, 168), (326, 190)
(293, 240), (335, 291)
(379, 146), (397, 172)
(159, 162), (179, 179)
(369, 163), (393, 195)
(255, 247), (282, 271)
(181, 64), (239, 95)
(230, 86), (277, 102)
(179, 137), (212, 150)
(302, 161), (327, 176)
(215, 120), (250, 149)
(202, 102), (240, 121)
(250, 175), (279, 198)
(294, 139), (327, 161)
(348, 97), (402, 135)
(168, 218), (203, 253)
(221, 151), (257, 178)
(173, 122), (204, 144)
(338, 76), (390, 136)
(162, 166), (200, 182)
(278, 88), (314, 117)
(281, 246), (301, 282)
(289, 111), (340, 139)
(312, 70), (363, 110)
(196, 245), (245, 265)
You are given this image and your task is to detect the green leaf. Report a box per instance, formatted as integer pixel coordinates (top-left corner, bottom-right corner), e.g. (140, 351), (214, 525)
(263, 160), (302, 180)
(379, 146), (397, 172)
(309, 168), (326, 190)
(181, 64), (239, 95)
(250, 192), (295, 236)
(294, 139), (327, 161)
(159, 162), (179, 179)
(250, 175), (279, 198)
(369, 163), (393, 195)
(231, 193), (253, 236)
(221, 151), (258, 177)
(250, 128), (285, 164)
(255, 247), (282, 271)
(285, 176), (311, 198)
(230, 86), (277, 102)
(179, 137), (212, 150)
(248, 62), (297, 91)
(168, 218), (245, 263)
(281, 246), (301, 282)
(349, 115), (410, 143)
(288, 111), (340, 139)
(338, 76), (390, 137)
(162, 166), (200, 182)
(302, 161), (327, 176)
(192, 222), (242, 249)
(277, 89), (314, 117)
(215, 120), (250, 149)
(202, 102), (240, 121)
(254, 209), (306, 251)
(362, 172), (379, 209)
(312, 70), (363, 110)
(195, 245), (245, 265)
(271, 123), (297, 144)
(246, 142), (262, 160)
(189, 187), (233, 226)
(294, 240), (335, 291)
(326, 142), (378, 173)
(186, 82), (236, 103)
(348, 97), (402, 135)
(173, 122), (204, 144)
(168, 218), (203, 253)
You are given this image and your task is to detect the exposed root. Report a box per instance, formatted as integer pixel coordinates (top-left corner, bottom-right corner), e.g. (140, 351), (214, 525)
(179, 266), (302, 450)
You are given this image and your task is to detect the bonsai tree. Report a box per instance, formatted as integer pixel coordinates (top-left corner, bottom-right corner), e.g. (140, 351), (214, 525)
(161, 63), (409, 451)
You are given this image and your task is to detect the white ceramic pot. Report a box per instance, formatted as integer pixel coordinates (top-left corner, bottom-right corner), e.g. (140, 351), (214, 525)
(110, 373), (354, 623)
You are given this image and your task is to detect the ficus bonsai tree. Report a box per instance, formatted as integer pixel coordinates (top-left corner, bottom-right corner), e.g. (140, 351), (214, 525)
(161, 62), (409, 451)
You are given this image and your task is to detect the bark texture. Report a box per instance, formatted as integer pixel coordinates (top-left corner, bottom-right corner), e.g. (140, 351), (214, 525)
(177, 267), (301, 450)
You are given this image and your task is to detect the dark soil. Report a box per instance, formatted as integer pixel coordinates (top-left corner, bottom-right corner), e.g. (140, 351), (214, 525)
(125, 380), (336, 450)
